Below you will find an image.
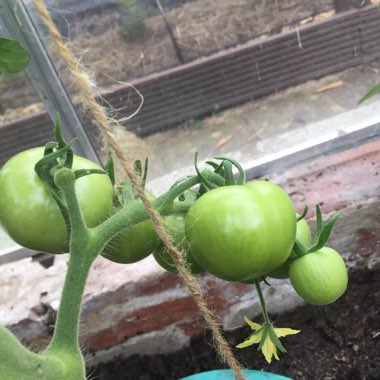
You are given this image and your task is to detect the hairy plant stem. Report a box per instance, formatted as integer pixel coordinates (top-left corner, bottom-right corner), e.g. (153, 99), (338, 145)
(46, 169), (96, 354)
(46, 168), (209, 354)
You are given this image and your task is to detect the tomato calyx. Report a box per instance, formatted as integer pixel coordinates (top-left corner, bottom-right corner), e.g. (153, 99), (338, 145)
(32, 115), (112, 242)
(293, 204), (340, 258)
(194, 152), (246, 194)
(36, 115), (109, 188)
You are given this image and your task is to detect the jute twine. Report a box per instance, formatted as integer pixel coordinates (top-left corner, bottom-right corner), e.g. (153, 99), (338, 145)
(31, 1), (244, 378)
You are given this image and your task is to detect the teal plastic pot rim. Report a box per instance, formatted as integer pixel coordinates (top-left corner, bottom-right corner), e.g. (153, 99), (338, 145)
(181, 369), (292, 380)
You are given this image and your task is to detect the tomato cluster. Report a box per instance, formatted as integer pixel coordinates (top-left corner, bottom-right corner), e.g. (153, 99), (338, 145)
(0, 146), (348, 306)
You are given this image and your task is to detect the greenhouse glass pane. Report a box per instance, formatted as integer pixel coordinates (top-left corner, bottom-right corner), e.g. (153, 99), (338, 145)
(21, 0), (380, 183)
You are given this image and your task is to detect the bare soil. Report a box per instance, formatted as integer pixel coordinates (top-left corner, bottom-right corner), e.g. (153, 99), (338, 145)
(91, 267), (380, 379)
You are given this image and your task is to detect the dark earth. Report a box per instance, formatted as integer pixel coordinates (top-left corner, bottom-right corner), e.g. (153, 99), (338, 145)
(90, 267), (380, 380)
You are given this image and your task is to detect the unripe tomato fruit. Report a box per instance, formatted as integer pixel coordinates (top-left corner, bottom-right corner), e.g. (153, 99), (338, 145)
(102, 219), (159, 264)
(101, 192), (159, 264)
(289, 247), (348, 305)
(268, 217), (311, 279)
(154, 214), (204, 275)
(0, 147), (113, 253)
(185, 181), (297, 282)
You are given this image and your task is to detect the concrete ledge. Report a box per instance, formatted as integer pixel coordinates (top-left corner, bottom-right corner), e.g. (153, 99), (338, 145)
(0, 139), (379, 367)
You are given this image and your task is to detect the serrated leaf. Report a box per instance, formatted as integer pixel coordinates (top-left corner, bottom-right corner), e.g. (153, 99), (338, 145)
(0, 38), (30, 74)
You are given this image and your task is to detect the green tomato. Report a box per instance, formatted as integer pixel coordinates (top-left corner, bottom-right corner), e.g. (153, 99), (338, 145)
(153, 214), (204, 275)
(289, 247), (348, 305)
(101, 218), (159, 264)
(185, 181), (297, 282)
(101, 193), (159, 264)
(268, 217), (311, 279)
(0, 147), (113, 253)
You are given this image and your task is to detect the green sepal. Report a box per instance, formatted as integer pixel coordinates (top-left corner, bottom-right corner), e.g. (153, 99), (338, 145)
(222, 160), (235, 185)
(194, 152), (218, 191)
(104, 152), (115, 186)
(116, 180), (135, 207)
(74, 168), (108, 179)
(215, 156), (246, 185)
(140, 157), (149, 189)
(114, 157), (149, 207)
(249, 326), (264, 342)
(44, 141), (59, 156)
(297, 205), (308, 222)
(54, 113), (67, 149)
(308, 211), (340, 253)
(206, 160), (224, 175)
(257, 326), (269, 351)
(134, 159), (143, 179)
(34, 145), (71, 183)
(316, 204), (323, 236)
(53, 114), (74, 169)
(293, 239), (308, 257)
(133, 157), (150, 188)
(268, 326), (287, 354)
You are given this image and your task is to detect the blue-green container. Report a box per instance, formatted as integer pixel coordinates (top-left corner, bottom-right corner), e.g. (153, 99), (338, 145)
(181, 369), (292, 380)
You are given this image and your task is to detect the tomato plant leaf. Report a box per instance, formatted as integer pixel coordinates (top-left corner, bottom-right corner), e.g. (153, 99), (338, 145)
(0, 37), (30, 74)
(358, 83), (380, 105)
